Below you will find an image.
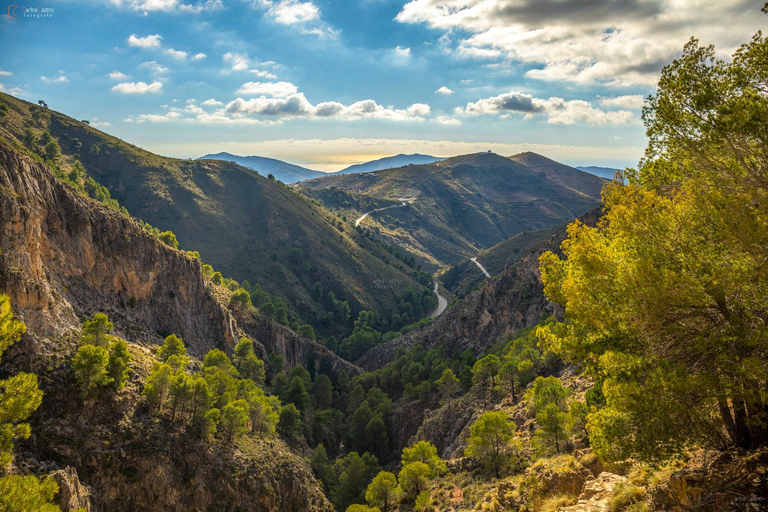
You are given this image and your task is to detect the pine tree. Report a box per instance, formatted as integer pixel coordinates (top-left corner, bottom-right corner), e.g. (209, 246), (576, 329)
(72, 345), (112, 398)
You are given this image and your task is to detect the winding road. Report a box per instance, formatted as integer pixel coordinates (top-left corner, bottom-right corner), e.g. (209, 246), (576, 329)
(429, 281), (448, 319)
(354, 198), (416, 227)
(470, 257), (492, 278)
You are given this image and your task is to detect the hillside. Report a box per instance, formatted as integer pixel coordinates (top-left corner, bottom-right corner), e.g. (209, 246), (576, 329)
(334, 154), (442, 175)
(576, 165), (619, 179)
(0, 93), (430, 339)
(0, 139), (337, 510)
(199, 152), (326, 184)
(299, 151), (606, 267)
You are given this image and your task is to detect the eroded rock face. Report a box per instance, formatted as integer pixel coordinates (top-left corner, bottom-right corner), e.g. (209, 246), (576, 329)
(561, 472), (628, 512)
(51, 466), (92, 512)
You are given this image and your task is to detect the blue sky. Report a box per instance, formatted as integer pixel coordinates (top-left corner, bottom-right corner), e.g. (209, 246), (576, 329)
(0, 0), (762, 171)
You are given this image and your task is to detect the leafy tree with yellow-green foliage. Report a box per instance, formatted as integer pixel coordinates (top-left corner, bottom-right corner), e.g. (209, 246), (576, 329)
(72, 345), (111, 399)
(465, 411), (516, 478)
(538, 28), (768, 462)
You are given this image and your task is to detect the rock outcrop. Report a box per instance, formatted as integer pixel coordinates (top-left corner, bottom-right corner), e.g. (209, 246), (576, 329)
(561, 472), (627, 512)
(51, 466), (92, 512)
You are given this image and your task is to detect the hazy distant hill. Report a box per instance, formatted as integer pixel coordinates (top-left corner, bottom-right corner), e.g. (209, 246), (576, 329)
(300, 151), (606, 267)
(576, 165), (619, 179)
(334, 154), (442, 175)
(199, 151), (326, 183)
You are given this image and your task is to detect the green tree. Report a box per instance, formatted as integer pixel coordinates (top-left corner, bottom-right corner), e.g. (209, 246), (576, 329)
(169, 371), (194, 422)
(221, 399), (249, 441)
(471, 354), (501, 388)
(44, 140), (60, 161)
(365, 471), (399, 512)
(22, 128), (36, 149)
(157, 334), (187, 368)
(332, 452), (380, 511)
(81, 312), (113, 346)
(278, 403), (302, 440)
(535, 402), (568, 454)
(364, 416), (389, 459)
(233, 337), (265, 384)
(313, 374), (334, 410)
(107, 338), (131, 389)
(287, 375), (310, 411)
(465, 411), (515, 478)
(142, 362), (174, 412)
(246, 392), (279, 436)
(229, 289), (252, 311)
(158, 231), (179, 249)
(72, 345), (112, 398)
(537, 28), (768, 462)
(189, 376), (213, 425)
(525, 376), (568, 416)
(297, 324), (316, 340)
(434, 368), (460, 402)
(401, 440), (446, 475)
(397, 462), (430, 500)
(0, 475), (60, 512)
(346, 505), (379, 512)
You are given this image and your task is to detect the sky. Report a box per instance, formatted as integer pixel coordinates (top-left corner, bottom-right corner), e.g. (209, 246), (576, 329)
(0, 0), (763, 171)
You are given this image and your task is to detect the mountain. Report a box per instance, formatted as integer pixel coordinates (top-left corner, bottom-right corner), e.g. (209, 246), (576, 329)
(199, 152), (326, 184)
(299, 151), (606, 268)
(576, 165), (619, 179)
(0, 139), (336, 511)
(333, 153), (442, 175)
(0, 93), (430, 339)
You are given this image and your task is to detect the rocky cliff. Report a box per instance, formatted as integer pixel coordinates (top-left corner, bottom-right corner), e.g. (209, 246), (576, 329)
(0, 141), (356, 377)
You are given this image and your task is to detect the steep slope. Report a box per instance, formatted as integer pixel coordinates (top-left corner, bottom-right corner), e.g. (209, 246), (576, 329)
(334, 153), (442, 175)
(0, 93), (428, 338)
(0, 139), (357, 376)
(199, 152), (326, 184)
(357, 207), (602, 370)
(300, 152), (605, 267)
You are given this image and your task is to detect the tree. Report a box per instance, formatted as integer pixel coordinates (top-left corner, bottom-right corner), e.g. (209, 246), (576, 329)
(72, 345), (112, 398)
(107, 338), (131, 389)
(142, 362), (174, 412)
(234, 337), (265, 384)
(346, 505), (379, 512)
(169, 371), (194, 422)
(0, 475), (60, 512)
(397, 462), (430, 500)
(189, 376), (212, 425)
(434, 368), (460, 402)
(278, 403), (302, 440)
(537, 28), (768, 462)
(465, 411), (515, 478)
(535, 402), (569, 453)
(221, 399), (249, 441)
(332, 452), (380, 511)
(81, 312), (113, 346)
(157, 334), (187, 366)
(365, 471), (399, 512)
(287, 375), (310, 411)
(364, 416), (389, 459)
(401, 440), (446, 475)
(266, 352), (284, 381)
(297, 324), (316, 340)
(229, 289), (252, 311)
(44, 140), (60, 161)
(246, 392), (279, 436)
(313, 374), (334, 410)
(525, 376), (569, 416)
(22, 128), (36, 149)
(471, 354), (501, 388)
(158, 231), (179, 249)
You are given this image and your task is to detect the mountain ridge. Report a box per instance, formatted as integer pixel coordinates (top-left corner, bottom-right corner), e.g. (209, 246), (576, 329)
(199, 151), (326, 184)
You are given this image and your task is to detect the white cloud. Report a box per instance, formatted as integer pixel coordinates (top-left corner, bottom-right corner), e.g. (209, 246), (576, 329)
(135, 111), (182, 122)
(112, 81), (163, 94)
(141, 61), (170, 75)
(186, 98), (196, 104)
(436, 86), (454, 95)
(225, 94), (430, 122)
(456, 90), (634, 125)
(268, 0), (319, 24)
(250, 69), (278, 79)
(223, 52), (251, 71)
(165, 48), (188, 60)
(127, 34), (163, 49)
(396, 0), (765, 88)
(90, 117), (111, 127)
(202, 98), (224, 106)
(0, 84), (23, 96)
(41, 75), (69, 84)
(192, 52), (207, 60)
(111, 0), (223, 12)
(0, 70), (12, 77)
(108, 71), (129, 80)
(599, 94), (645, 109)
(436, 115), (461, 126)
(237, 81), (299, 97)
(395, 46), (411, 57)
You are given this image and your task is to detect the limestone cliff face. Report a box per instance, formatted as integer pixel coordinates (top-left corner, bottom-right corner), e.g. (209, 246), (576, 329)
(358, 208), (602, 370)
(0, 143), (358, 377)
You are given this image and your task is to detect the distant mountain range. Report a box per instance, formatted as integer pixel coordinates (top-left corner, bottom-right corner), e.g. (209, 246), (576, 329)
(334, 154), (442, 175)
(199, 152), (326, 184)
(576, 165), (619, 179)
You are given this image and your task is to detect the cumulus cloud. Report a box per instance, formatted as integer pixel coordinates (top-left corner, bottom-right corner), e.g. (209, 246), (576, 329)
(225, 94), (430, 122)
(165, 48), (188, 60)
(108, 71), (129, 80)
(223, 52), (251, 71)
(435, 86), (454, 95)
(111, 0), (223, 12)
(41, 74), (69, 84)
(436, 115), (461, 126)
(134, 112), (182, 122)
(112, 81), (163, 94)
(90, 117), (111, 127)
(395, 46), (411, 57)
(0, 83), (24, 96)
(599, 94), (645, 109)
(192, 52), (207, 60)
(141, 61), (170, 75)
(128, 34), (163, 49)
(202, 98), (224, 106)
(0, 70), (13, 77)
(456, 90), (634, 125)
(237, 81), (299, 97)
(253, 0), (336, 37)
(396, 0), (764, 87)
